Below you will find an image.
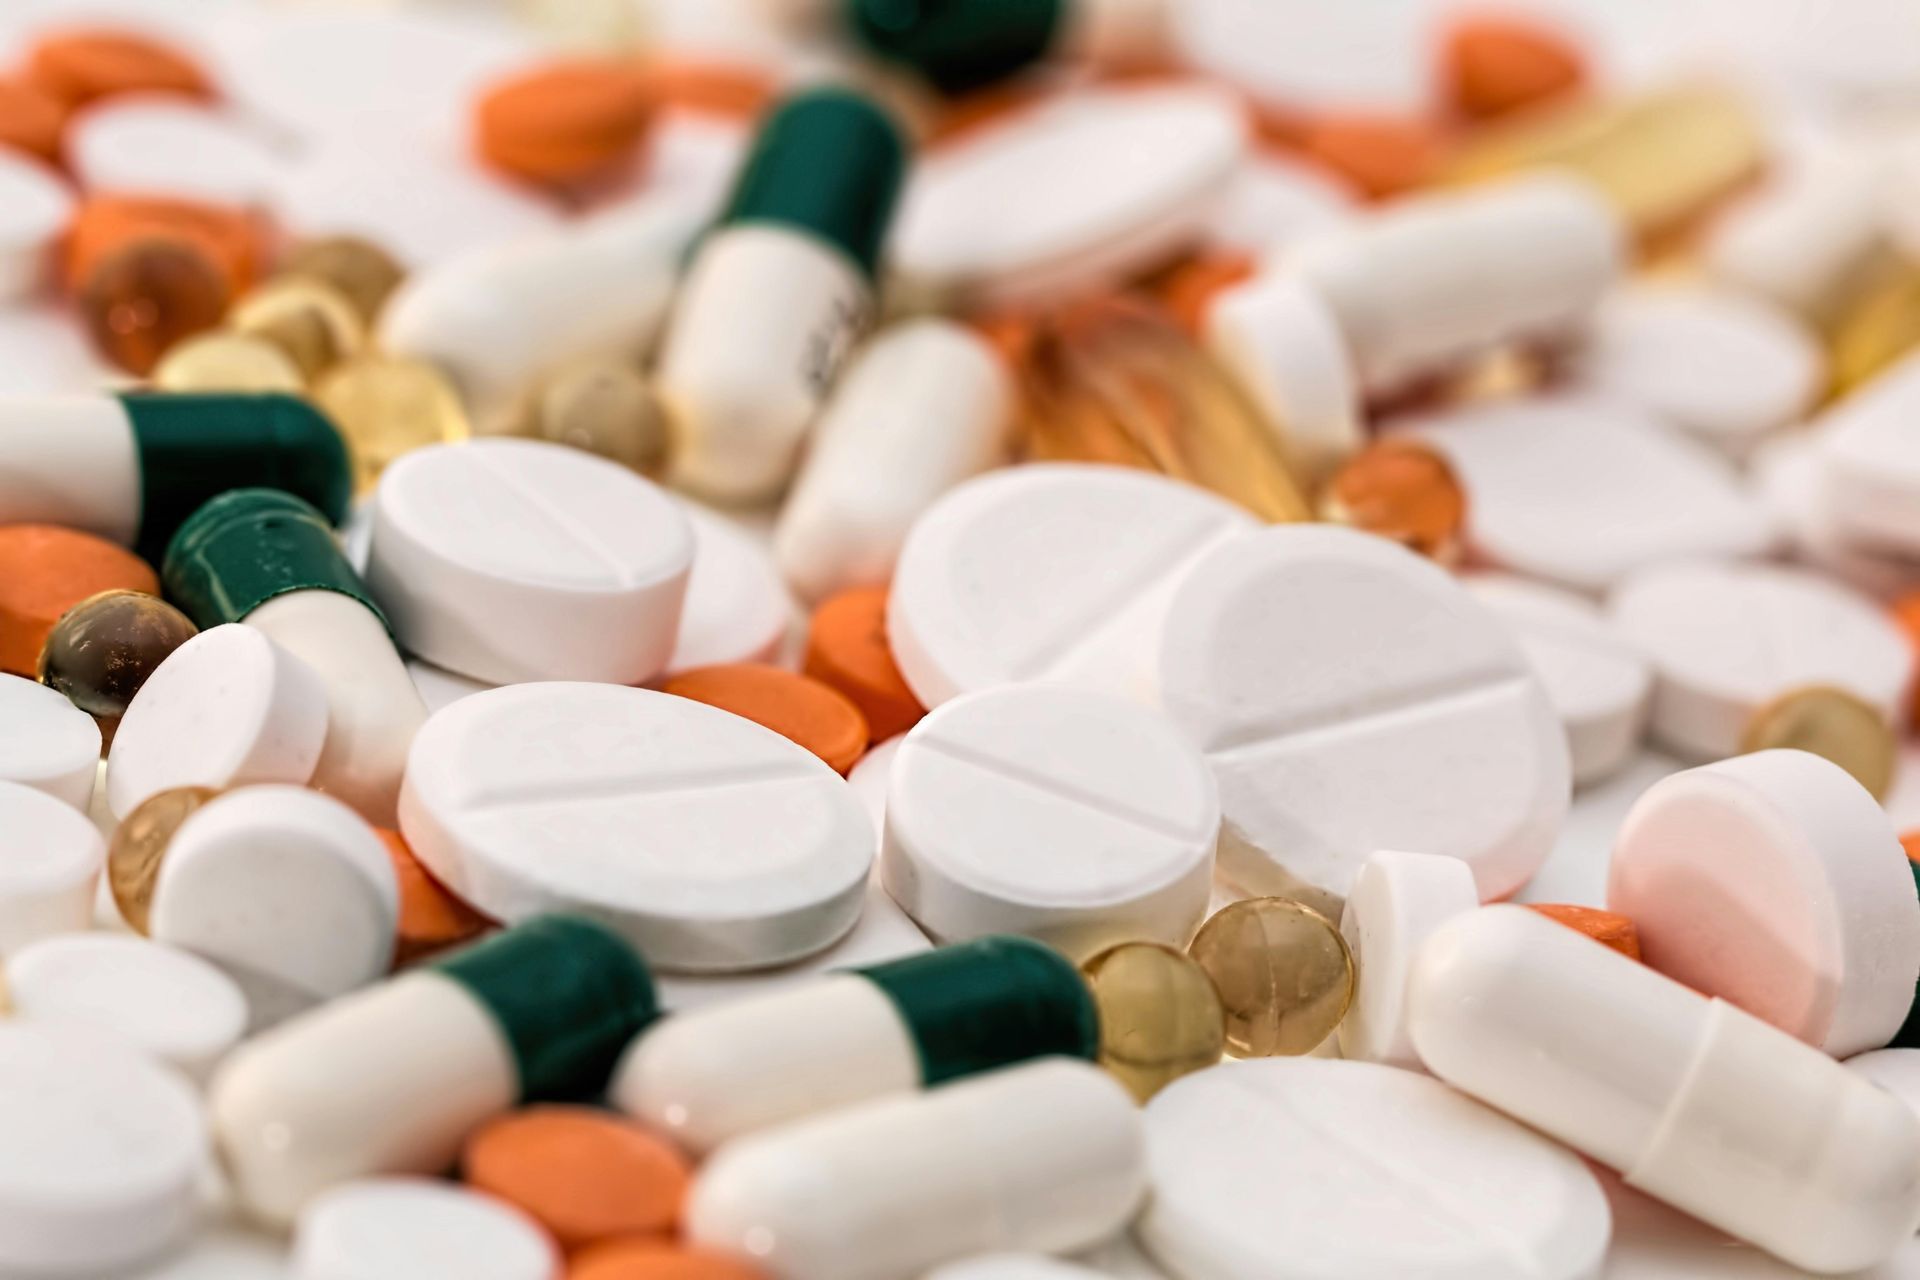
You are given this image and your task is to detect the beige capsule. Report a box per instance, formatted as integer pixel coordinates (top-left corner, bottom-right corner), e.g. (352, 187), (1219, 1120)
(280, 236), (406, 326)
(152, 330), (306, 393)
(109, 785), (219, 935)
(1188, 897), (1355, 1058)
(1740, 684), (1897, 800)
(232, 276), (367, 381)
(314, 353), (472, 493)
(1080, 940), (1225, 1102)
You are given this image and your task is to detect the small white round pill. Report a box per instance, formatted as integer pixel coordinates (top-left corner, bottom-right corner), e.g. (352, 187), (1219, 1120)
(668, 499), (793, 674)
(68, 99), (286, 207)
(292, 1178), (559, 1280)
(0, 152), (72, 301)
(0, 780), (104, 956)
(1338, 850), (1479, 1069)
(0, 673), (101, 810)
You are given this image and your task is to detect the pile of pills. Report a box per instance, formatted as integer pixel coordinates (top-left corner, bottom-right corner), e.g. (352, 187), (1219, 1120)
(10, 0), (1920, 1277)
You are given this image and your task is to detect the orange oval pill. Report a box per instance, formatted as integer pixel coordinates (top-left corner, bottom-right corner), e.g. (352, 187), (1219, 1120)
(66, 194), (263, 295)
(803, 588), (926, 744)
(476, 58), (653, 186)
(0, 78), (71, 166)
(637, 60), (776, 122)
(661, 664), (871, 775)
(379, 829), (491, 966)
(27, 28), (214, 107)
(1298, 115), (1446, 201)
(463, 1106), (689, 1251)
(1157, 252), (1256, 337)
(1526, 903), (1641, 961)
(570, 1240), (765, 1280)
(1444, 15), (1587, 122)
(0, 527), (157, 676)
(1318, 439), (1468, 562)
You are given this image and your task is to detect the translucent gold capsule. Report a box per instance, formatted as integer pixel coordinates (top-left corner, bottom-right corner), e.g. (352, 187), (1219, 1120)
(1318, 439), (1468, 562)
(280, 235), (406, 326)
(1188, 897), (1355, 1058)
(1080, 941), (1226, 1102)
(1740, 685), (1897, 800)
(1828, 263), (1920, 399)
(231, 276), (367, 381)
(152, 330), (306, 393)
(314, 353), (472, 493)
(80, 236), (229, 376)
(109, 785), (219, 934)
(522, 358), (666, 474)
(38, 589), (197, 747)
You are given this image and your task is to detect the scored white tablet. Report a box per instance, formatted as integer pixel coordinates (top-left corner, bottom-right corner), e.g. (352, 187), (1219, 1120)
(0, 673), (100, 810)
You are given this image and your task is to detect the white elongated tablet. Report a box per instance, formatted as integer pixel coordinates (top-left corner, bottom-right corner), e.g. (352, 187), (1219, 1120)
(1752, 435), (1920, 601)
(68, 99), (286, 207)
(1817, 349), (1920, 557)
(1158, 525), (1568, 906)
(1202, 274), (1361, 483)
(1607, 560), (1913, 760)
(929, 1258), (1108, 1280)
(292, 1178), (558, 1280)
(0, 152), (71, 301)
(883, 685), (1218, 958)
(366, 439), (693, 686)
(152, 785), (399, 1027)
(0, 673), (100, 810)
(668, 500), (793, 674)
(1338, 851), (1480, 1069)
(888, 464), (1256, 709)
(1208, 153), (1355, 257)
(1466, 573), (1652, 787)
(4, 933), (247, 1082)
(1569, 285), (1823, 458)
(1609, 750), (1920, 1058)
(1398, 395), (1776, 593)
(0, 1024), (207, 1276)
(106, 623), (330, 819)
(1138, 1058), (1612, 1280)
(1847, 1048), (1920, 1120)
(0, 781), (102, 956)
(399, 682), (873, 972)
(1170, 0), (1436, 116)
(892, 83), (1246, 309)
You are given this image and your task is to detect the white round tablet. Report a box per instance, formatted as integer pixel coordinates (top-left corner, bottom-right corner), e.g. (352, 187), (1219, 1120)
(292, 1178), (558, 1280)
(888, 463), (1256, 709)
(153, 785), (398, 1028)
(68, 98), (287, 207)
(848, 734), (904, 840)
(893, 83), (1246, 309)
(1610, 749), (1920, 1059)
(1338, 850), (1480, 1069)
(928, 1257), (1108, 1280)
(4, 933), (247, 1081)
(1846, 1048), (1920, 1121)
(1139, 1058), (1612, 1280)
(399, 682), (873, 972)
(0, 673), (101, 810)
(0, 1023), (206, 1276)
(1817, 348), (1920, 558)
(106, 623), (330, 819)
(668, 499), (793, 674)
(0, 152), (72, 301)
(367, 440), (694, 686)
(1466, 573), (1652, 788)
(0, 780), (104, 956)
(1606, 559), (1913, 760)
(1751, 434), (1920, 602)
(1158, 525), (1568, 907)
(883, 685), (1218, 959)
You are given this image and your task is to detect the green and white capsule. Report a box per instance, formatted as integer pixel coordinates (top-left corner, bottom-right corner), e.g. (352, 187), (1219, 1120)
(211, 916), (657, 1225)
(163, 489), (426, 823)
(611, 935), (1097, 1154)
(0, 392), (349, 560)
(845, 0), (1168, 95)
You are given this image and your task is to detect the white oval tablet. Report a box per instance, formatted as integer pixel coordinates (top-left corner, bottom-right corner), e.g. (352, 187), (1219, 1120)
(893, 83), (1246, 309)
(1397, 395), (1776, 594)
(1338, 850), (1480, 1069)
(1171, 0), (1437, 116)
(883, 685), (1218, 959)
(1466, 573), (1652, 788)
(1752, 434), (1920, 601)
(367, 439), (694, 686)
(106, 623), (330, 819)
(0, 1023), (206, 1276)
(1158, 525), (1568, 907)
(153, 785), (399, 1028)
(668, 500), (793, 674)
(1609, 749), (1920, 1059)
(888, 463), (1256, 709)
(399, 682), (873, 972)
(1606, 559), (1913, 760)
(4, 933), (247, 1081)
(292, 1178), (558, 1280)
(0, 780), (104, 956)
(68, 98), (286, 207)
(0, 152), (72, 300)
(1817, 348), (1920, 558)
(1139, 1058), (1612, 1280)
(0, 673), (101, 810)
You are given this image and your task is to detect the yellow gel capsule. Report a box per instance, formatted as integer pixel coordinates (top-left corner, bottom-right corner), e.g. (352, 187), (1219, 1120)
(523, 358), (667, 475)
(314, 353), (472, 493)
(1829, 263), (1920, 399)
(1188, 897), (1355, 1058)
(280, 236), (406, 326)
(232, 276), (367, 381)
(153, 330), (306, 393)
(1741, 685), (1897, 800)
(109, 785), (219, 934)
(1080, 941), (1226, 1103)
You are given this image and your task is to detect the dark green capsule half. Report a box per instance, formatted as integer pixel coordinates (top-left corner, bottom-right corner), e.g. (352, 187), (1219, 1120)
(849, 0), (1067, 96)
(161, 487), (382, 630)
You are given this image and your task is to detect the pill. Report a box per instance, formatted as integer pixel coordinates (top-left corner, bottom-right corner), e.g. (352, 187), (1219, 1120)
(80, 235), (230, 375)
(367, 439), (693, 685)
(69, 99), (285, 208)
(474, 57), (652, 187)
(656, 88), (908, 501)
(1139, 1056), (1612, 1280)
(166, 489), (429, 823)
(1337, 850), (1479, 1068)
(0, 674), (100, 809)
(462, 1105), (688, 1249)
(408, 657), (495, 715)
(1409, 904), (1920, 1273)
(1443, 14), (1587, 120)
(1205, 152), (1355, 258)
(1740, 684), (1898, 800)
(0, 780), (105, 956)
(1816, 348), (1920, 558)
(1200, 273), (1360, 484)
(316, 354), (473, 495)
(804, 588), (927, 744)
(1609, 750), (1920, 1057)
(1831, 264), (1920, 400)
(381, 828), (491, 967)
(1750, 434), (1920, 601)
(3, 932), (246, 1081)
(1159, 252), (1256, 334)
(1157, 524), (1567, 905)
(1526, 903), (1642, 961)
(64, 193), (263, 294)
(614, 934), (1094, 1154)
(400, 682), (873, 971)
(231, 276), (367, 381)
(1079, 939), (1225, 1102)
(0, 76), (70, 167)
(687, 1058), (1144, 1280)
(1171, 0), (1435, 118)
(0, 150), (71, 301)
(27, 27), (213, 106)
(153, 331), (308, 394)
(1187, 896), (1353, 1057)
(1298, 114), (1445, 201)
(522, 357), (665, 474)
(210, 915), (656, 1224)
(0, 390), (351, 558)
(283, 235), (407, 325)
(927, 1259), (1107, 1280)
(888, 463), (1255, 708)
(1845, 1048), (1920, 1120)
(669, 500), (793, 674)
(0, 1023), (207, 1275)
(105, 623), (329, 818)
(661, 664), (869, 775)
(848, 734), (902, 830)
(108, 785), (219, 935)
(569, 1240), (768, 1280)
(292, 1178), (560, 1280)
(1607, 560), (1912, 761)
(1317, 439), (1468, 563)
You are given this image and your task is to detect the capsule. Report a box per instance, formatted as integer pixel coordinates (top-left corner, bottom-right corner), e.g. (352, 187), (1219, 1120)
(655, 88), (908, 502)
(163, 489), (426, 823)
(210, 916), (656, 1226)
(1408, 905), (1920, 1275)
(0, 391), (349, 561)
(844, 0), (1168, 95)
(686, 1059), (1144, 1280)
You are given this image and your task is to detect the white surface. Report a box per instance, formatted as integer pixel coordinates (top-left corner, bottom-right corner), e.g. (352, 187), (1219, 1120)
(68, 98), (287, 207)
(292, 1178), (558, 1280)
(1138, 1057), (1611, 1280)
(668, 499), (795, 674)
(0, 394), (140, 546)
(399, 682), (873, 972)
(1337, 850), (1479, 1069)
(0, 780), (104, 957)
(1819, 351), (1920, 558)
(0, 152), (72, 301)
(106, 623), (329, 819)
(1202, 274), (1360, 483)
(0, 673), (101, 810)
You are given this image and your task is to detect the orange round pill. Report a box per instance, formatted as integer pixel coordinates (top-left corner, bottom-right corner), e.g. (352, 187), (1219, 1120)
(661, 664), (871, 775)
(463, 1106), (689, 1251)
(1298, 115), (1446, 201)
(569, 1240), (764, 1280)
(476, 58), (653, 186)
(27, 28), (214, 107)
(1443, 15), (1587, 122)
(0, 78), (71, 166)
(1526, 903), (1641, 962)
(66, 194), (263, 296)
(803, 587), (926, 744)
(0, 526), (158, 676)
(1157, 252), (1256, 337)
(378, 829), (491, 967)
